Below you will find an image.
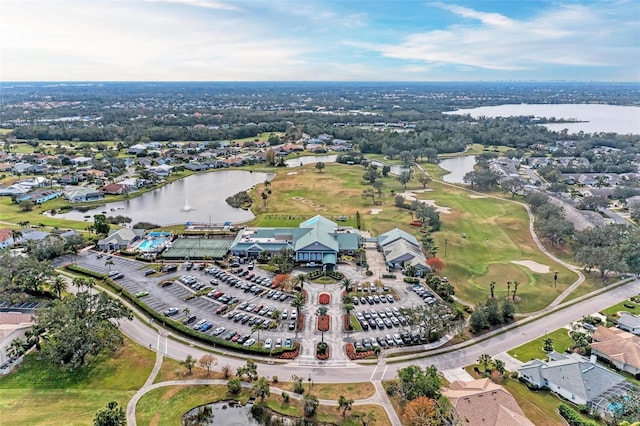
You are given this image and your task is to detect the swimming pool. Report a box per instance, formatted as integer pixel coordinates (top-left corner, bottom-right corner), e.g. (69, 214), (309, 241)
(137, 237), (169, 252)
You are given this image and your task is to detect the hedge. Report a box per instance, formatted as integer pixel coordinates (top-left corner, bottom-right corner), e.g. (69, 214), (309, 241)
(403, 277), (420, 284)
(381, 274), (396, 279)
(65, 265), (296, 357)
(558, 404), (600, 426)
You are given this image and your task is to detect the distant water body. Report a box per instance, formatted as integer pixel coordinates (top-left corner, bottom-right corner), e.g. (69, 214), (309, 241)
(445, 104), (640, 135)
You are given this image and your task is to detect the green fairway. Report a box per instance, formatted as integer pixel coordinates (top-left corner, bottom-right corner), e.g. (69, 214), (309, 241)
(0, 338), (154, 425)
(507, 328), (574, 362)
(249, 162), (576, 312)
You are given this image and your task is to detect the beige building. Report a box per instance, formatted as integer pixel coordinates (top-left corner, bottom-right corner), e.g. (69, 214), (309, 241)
(0, 311), (34, 368)
(443, 378), (534, 426)
(591, 326), (640, 376)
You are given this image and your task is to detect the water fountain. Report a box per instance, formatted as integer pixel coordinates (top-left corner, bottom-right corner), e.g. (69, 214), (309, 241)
(183, 198), (192, 212)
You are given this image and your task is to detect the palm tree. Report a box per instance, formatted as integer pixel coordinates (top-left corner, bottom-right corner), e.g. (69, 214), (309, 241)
(291, 292), (305, 329)
(489, 281), (496, 299)
(10, 229), (22, 244)
(272, 309), (282, 327)
(26, 324), (46, 351)
(251, 323), (264, 343)
(183, 307), (190, 317)
(50, 275), (68, 299)
(477, 353), (493, 374)
(105, 259), (115, 272)
(296, 274), (306, 290)
(512, 281), (520, 301)
(543, 337), (554, 352)
(343, 302), (354, 331)
(494, 359), (506, 375)
(316, 306), (328, 343)
(341, 278), (354, 294)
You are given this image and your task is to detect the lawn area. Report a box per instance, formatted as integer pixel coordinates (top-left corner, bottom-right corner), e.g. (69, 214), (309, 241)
(0, 196), (93, 231)
(248, 162), (576, 312)
(601, 299), (640, 318)
(154, 355), (227, 383)
(272, 381), (375, 401)
(0, 338), (155, 426)
(137, 385), (389, 426)
(507, 328), (574, 362)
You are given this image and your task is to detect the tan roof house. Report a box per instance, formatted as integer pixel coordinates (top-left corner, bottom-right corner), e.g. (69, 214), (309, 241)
(443, 378), (534, 426)
(591, 326), (640, 376)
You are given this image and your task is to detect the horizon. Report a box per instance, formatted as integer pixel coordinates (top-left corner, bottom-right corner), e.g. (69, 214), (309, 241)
(2, 0), (639, 82)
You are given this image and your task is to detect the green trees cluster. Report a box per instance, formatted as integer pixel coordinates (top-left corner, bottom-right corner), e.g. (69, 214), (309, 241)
(469, 297), (515, 333)
(574, 224), (640, 280)
(525, 191), (574, 247)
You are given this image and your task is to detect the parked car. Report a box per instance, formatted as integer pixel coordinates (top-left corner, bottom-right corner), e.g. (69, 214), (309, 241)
(264, 338), (272, 350)
(200, 322), (213, 332)
(135, 291), (149, 298)
(284, 338), (293, 349)
(143, 269), (155, 276)
(163, 307), (179, 316)
(243, 338), (256, 347)
(182, 315), (197, 325)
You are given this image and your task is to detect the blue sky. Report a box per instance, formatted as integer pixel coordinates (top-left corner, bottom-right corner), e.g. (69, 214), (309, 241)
(1, 0), (638, 81)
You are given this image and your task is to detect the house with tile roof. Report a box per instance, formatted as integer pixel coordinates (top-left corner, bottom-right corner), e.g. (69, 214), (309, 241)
(591, 326), (640, 375)
(230, 215), (359, 268)
(443, 378), (534, 426)
(377, 228), (429, 275)
(618, 312), (640, 335)
(518, 351), (633, 415)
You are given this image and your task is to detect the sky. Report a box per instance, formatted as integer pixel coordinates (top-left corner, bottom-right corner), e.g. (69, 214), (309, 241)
(1, 0), (639, 82)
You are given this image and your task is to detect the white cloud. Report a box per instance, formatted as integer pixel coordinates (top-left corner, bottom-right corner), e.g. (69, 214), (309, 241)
(140, 0), (239, 11)
(361, 3), (638, 73)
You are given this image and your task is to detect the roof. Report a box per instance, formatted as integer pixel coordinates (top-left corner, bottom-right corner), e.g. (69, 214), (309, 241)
(444, 379), (534, 426)
(591, 327), (640, 369)
(381, 238), (428, 268)
(98, 228), (145, 246)
(618, 312), (640, 329)
(294, 216), (340, 252)
(377, 228), (419, 248)
(518, 352), (626, 403)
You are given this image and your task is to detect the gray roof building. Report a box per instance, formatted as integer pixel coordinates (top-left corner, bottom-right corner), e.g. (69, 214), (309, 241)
(377, 228), (428, 272)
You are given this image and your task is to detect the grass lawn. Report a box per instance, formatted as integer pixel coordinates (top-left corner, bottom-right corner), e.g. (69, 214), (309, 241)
(250, 162), (576, 311)
(271, 381), (375, 401)
(507, 328), (574, 362)
(0, 338), (155, 426)
(601, 299), (640, 318)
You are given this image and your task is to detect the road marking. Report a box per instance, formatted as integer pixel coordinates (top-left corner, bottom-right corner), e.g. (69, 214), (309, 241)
(369, 364), (378, 381)
(156, 334), (160, 352)
(381, 365), (388, 380)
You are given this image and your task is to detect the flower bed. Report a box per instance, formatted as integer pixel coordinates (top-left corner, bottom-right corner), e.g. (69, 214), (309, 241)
(317, 315), (330, 332)
(345, 343), (375, 360)
(343, 314), (352, 331)
(297, 313), (305, 331)
(316, 343), (330, 360)
(318, 293), (331, 305)
(302, 289), (308, 303)
(278, 343), (300, 360)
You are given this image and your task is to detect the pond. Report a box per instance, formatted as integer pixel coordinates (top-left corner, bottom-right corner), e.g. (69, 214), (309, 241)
(56, 170), (273, 226)
(369, 160), (412, 176)
(444, 103), (640, 135)
(439, 156), (476, 184)
(284, 154), (337, 167)
(183, 401), (262, 426)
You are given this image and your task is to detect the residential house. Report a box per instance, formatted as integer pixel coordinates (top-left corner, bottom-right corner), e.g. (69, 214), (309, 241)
(0, 184), (29, 197)
(518, 351), (632, 415)
(230, 215), (360, 267)
(12, 162), (35, 174)
(443, 378), (534, 426)
(70, 156), (93, 166)
(618, 312), (640, 335)
(591, 327), (640, 376)
(64, 187), (104, 203)
(100, 183), (126, 195)
(149, 164), (172, 177)
(16, 190), (62, 204)
(184, 162), (209, 172)
(377, 228), (429, 275)
(0, 228), (17, 249)
(58, 174), (80, 185)
(0, 311), (34, 368)
(97, 228), (145, 251)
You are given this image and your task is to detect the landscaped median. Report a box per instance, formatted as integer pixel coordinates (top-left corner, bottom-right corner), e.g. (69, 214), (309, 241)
(63, 264), (299, 359)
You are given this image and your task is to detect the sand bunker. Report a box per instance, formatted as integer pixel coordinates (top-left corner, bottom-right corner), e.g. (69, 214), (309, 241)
(468, 195), (488, 199)
(287, 172), (298, 175)
(397, 191), (451, 214)
(511, 260), (550, 273)
(291, 196), (304, 201)
(370, 208), (383, 215)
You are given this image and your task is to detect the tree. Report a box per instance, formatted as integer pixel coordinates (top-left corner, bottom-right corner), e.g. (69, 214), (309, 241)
(501, 298), (515, 322)
(489, 281), (496, 298)
(93, 214), (110, 236)
(105, 259), (115, 272)
(401, 396), (442, 426)
(291, 292), (305, 328)
(198, 353), (217, 376)
(543, 337), (554, 352)
(397, 171), (411, 189)
(19, 200), (35, 211)
(181, 354), (196, 374)
(399, 150), (414, 165)
(8, 337), (26, 358)
(237, 359), (258, 382)
(315, 162), (325, 173)
(494, 359), (506, 375)
(341, 278), (354, 293)
(417, 173), (432, 188)
(610, 386), (640, 424)
(290, 374), (305, 394)
(469, 306), (488, 333)
(512, 281), (520, 301)
(227, 377), (242, 394)
(394, 194), (406, 208)
(485, 297), (503, 325)
(49, 275), (68, 298)
(362, 167), (380, 184)
(477, 353), (493, 374)
(337, 395), (354, 417)
(303, 393), (319, 417)
(397, 364), (442, 401)
(362, 188), (376, 204)
(502, 177), (525, 199)
(372, 180), (384, 198)
(296, 273), (306, 290)
(11, 229), (22, 243)
(343, 303), (354, 330)
(253, 376), (271, 402)
(93, 401), (125, 426)
(426, 257), (445, 274)
(35, 291), (132, 371)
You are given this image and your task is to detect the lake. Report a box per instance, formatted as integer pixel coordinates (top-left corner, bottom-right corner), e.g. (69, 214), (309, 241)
(183, 401), (262, 426)
(57, 170), (273, 226)
(444, 104), (640, 135)
(439, 156), (476, 184)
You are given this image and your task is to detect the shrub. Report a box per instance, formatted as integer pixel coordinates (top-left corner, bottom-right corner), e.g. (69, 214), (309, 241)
(345, 343), (374, 360)
(558, 404), (600, 426)
(282, 392), (289, 403)
(365, 270), (373, 276)
(316, 342), (329, 360)
(318, 293), (331, 305)
(403, 277), (420, 284)
(227, 378), (242, 394)
(381, 274), (396, 279)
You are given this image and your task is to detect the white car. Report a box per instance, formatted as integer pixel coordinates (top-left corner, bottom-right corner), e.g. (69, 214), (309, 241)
(281, 309), (288, 320)
(275, 338), (282, 348)
(264, 338), (272, 350)
(243, 338), (256, 347)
